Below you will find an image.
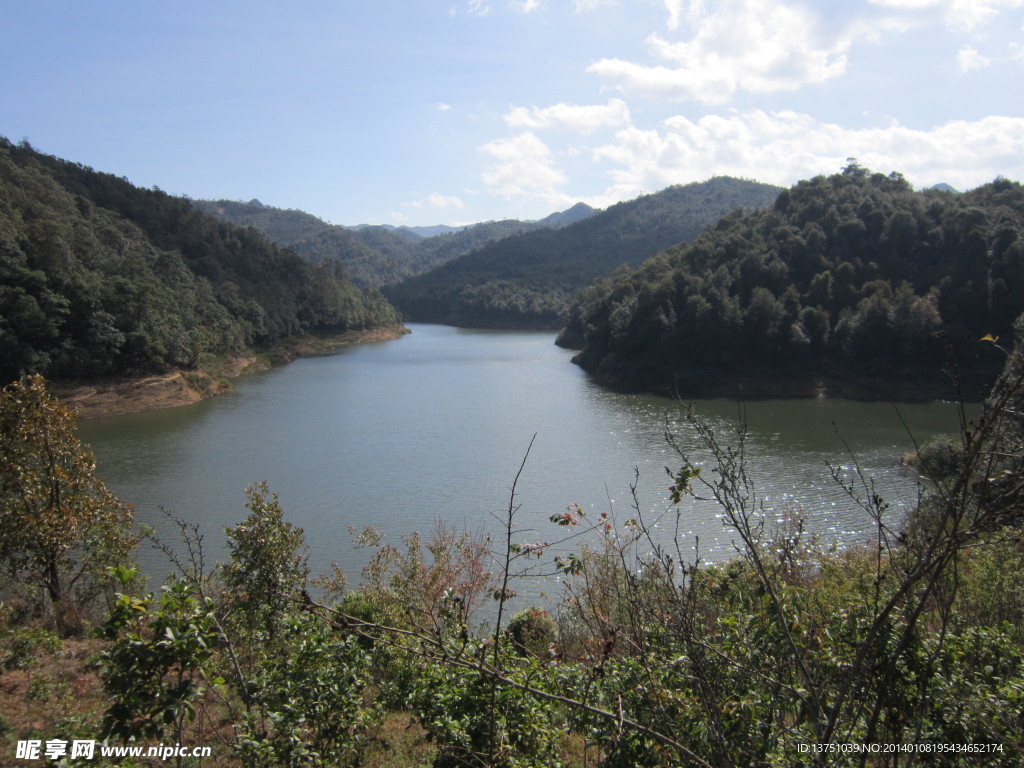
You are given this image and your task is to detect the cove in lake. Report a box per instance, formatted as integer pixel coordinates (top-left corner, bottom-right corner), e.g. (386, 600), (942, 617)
(78, 324), (965, 590)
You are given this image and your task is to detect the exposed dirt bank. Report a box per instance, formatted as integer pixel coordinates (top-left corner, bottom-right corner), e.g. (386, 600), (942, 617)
(55, 325), (410, 419)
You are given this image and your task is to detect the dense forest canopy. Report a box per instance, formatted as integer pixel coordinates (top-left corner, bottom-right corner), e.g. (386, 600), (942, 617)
(562, 164), (1024, 398)
(0, 138), (400, 383)
(194, 198), (596, 290)
(384, 177), (782, 330)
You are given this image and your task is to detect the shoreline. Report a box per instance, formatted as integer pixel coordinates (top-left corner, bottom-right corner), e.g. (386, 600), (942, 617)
(577, 362), (992, 404)
(55, 325), (410, 419)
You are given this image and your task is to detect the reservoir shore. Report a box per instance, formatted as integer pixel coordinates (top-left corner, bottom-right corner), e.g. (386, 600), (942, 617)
(54, 325), (409, 419)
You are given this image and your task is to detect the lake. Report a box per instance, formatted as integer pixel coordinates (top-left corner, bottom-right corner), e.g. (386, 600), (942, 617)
(78, 324), (964, 596)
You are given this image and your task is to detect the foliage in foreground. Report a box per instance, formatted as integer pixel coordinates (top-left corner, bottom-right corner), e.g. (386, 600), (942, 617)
(2, 360), (1024, 766)
(0, 375), (136, 634)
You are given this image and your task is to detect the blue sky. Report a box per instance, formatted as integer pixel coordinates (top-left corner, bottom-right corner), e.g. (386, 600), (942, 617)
(2, 0), (1023, 226)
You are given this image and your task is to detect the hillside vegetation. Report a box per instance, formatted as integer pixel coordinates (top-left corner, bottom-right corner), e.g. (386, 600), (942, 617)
(562, 164), (1024, 398)
(0, 139), (400, 384)
(384, 177), (782, 329)
(194, 199), (596, 290)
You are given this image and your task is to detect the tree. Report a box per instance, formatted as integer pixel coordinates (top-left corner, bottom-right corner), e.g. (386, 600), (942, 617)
(99, 571), (218, 745)
(0, 375), (136, 632)
(222, 481), (309, 640)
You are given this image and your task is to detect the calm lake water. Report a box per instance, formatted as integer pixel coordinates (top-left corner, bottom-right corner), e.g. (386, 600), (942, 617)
(78, 324), (964, 594)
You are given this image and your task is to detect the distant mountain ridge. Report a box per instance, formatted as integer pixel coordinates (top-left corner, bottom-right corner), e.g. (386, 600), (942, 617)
(383, 177), (783, 330)
(350, 223), (452, 239)
(352, 202), (596, 239)
(194, 200), (598, 289)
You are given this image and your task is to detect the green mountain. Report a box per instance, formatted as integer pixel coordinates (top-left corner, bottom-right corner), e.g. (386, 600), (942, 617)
(383, 177), (783, 329)
(0, 139), (400, 384)
(195, 200), (597, 290)
(562, 164), (1024, 398)
(193, 200), (428, 289)
(536, 201), (596, 227)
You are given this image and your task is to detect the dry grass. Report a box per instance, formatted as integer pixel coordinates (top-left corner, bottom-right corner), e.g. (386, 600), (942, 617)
(1, 633), (107, 765)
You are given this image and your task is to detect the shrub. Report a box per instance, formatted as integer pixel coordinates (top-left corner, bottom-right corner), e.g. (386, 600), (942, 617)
(0, 626), (62, 670)
(506, 608), (557, 659)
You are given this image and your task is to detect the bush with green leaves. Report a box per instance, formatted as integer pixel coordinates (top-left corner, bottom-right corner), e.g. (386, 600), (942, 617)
(237, 611), (380, 768)
(920, 625), (1024, 760)
(406, 636), (569, 768)
(98, 568), (219, 743)
(506, 608), (557, 659)
(222, 481), (309, 640)
(909, 434), (962, 480)
(951, 529), (1024, 640)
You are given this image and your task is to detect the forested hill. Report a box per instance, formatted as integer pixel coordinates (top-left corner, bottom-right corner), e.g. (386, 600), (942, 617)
(194, 199), (597, 290)
(0, 138), (401, 384)
(382, 177), (783, 330)
(562, 164), (1024, 399)
(192, 198), (417, 289)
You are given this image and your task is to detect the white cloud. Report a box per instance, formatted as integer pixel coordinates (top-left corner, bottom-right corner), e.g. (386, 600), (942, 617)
(479, 131), (572, 205)
(869, 0), (1024, 30)
(957, 45), (992, 70)
(514, 0), (541, 11)
(586, 0), (1024, 103)
(663, 0), (684, 30)
(589, 110), (1024, 198)
(406, 193), (466, 210)
(467, 0), (491, 16)
(587, 0), (857, 103)
(503, 99), (631, 133)
(942, 0), (1022, 29)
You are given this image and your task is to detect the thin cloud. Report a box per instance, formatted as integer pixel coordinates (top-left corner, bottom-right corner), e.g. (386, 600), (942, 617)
(406, 193), (466, 210)
(868, 0), (942, 9)
(957, 45), (992, 70)
(868, 0), (1024, 30)
(503, 99), (631, 133)
(572, 0), (618, 11)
